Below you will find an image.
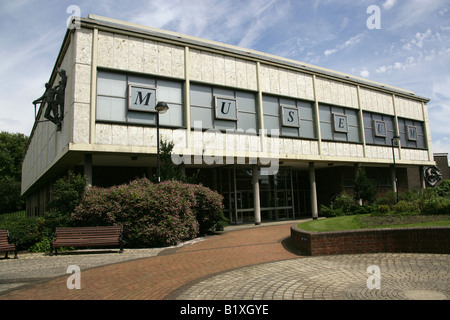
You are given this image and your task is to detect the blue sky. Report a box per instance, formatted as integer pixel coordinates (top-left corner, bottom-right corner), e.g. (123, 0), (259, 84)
(1, 0), (449, 161)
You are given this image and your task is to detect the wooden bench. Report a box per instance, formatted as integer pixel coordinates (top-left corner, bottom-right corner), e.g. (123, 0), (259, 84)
(50, 226), (124, 256)
(0, 229), (18, 259)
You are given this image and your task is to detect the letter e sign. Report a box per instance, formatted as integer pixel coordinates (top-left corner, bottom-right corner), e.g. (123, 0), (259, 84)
(333, 114), (348, 133)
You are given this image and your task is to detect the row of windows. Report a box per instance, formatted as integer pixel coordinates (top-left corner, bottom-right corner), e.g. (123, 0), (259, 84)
(96, 70), (427, 149)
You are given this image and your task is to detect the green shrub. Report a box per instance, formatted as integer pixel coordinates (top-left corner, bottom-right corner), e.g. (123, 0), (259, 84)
(375, 192), (397, 206)
(71, 178), (224, 247)
(45, 171), (88, 231)
(392, 200), (420, 215)
(0, 216), (46, 250)
(353, 168), (376, 204)
(28, 236), (52, 253)
(0, 177), (24, 214)
(421, 196), (450, 215)
(48, 171), (87, 214)
(332, 193), (357, 212)
(191, 184), (225, 234)
(377, 204), (391, 214)
(436, 180), (450, 197)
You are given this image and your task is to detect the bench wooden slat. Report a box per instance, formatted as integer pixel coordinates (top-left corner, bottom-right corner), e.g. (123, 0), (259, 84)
(50, 226), (123, 255)
(0, 229), (18, 259)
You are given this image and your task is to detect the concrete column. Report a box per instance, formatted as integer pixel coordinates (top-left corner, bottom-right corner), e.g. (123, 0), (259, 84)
(419, 165), (426, 190)
(309, 162), (318, 220)
(390, 165), (397, 193)
(355, 163), (363, 206)
(252, 165), (261, 225)
(84, 154), (93, 186)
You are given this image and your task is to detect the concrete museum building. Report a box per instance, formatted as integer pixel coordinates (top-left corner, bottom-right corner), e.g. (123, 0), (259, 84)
(22, 15), (435, 225)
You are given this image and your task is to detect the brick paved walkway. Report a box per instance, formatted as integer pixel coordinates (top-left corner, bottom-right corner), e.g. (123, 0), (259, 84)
(0, 223), (298, 300)
(0, 221), (448, 300)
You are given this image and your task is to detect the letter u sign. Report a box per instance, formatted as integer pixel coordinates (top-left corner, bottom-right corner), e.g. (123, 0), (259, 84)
(215, 96), (237, 121)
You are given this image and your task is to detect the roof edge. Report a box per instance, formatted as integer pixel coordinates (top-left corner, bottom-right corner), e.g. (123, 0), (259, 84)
(85, 14), (430, 103)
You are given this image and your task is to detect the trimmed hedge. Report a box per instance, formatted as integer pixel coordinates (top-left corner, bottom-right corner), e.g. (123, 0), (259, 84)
(71, 179), (224, 248)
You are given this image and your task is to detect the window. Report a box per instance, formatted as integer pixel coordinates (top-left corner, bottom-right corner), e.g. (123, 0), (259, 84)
(398, 118), (426, 149)
(319, 104), (360, 143)
(96, 70), (184, 127)
(363, 112), (395, 146)
(262, 95), (316, 139)
(190, 84), (257, 132)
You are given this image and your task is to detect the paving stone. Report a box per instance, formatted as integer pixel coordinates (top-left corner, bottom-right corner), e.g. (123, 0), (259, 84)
(0, 222), (448, 300)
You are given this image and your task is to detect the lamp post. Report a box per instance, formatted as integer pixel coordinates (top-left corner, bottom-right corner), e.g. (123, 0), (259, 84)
(391, 135), (401, 203)
(155, 101), (169, 183)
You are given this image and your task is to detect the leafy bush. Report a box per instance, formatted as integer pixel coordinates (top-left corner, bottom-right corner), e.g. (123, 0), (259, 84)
(392, 200), (421, 215)
(28, 236), (52, 253)
(0, 177), (24, 214)
(421, 196), (450, 215)
(47, 171), (87, 215)
(72, 178), (223, 247)
(377, 204), (391, 214)
(191, 184), (225, 234)
(321, 192), (359, 217)
(45, 171), (87, 231)
(375, 192), (398, 206)
(436, 180), (450, 197)
(332, 192), (357, 212)
(0, 216), (46, 250)
(353, 168), (376, 204)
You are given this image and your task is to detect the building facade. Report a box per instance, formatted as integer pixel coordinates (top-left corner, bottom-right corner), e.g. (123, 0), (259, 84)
(22, 15), (435, 224)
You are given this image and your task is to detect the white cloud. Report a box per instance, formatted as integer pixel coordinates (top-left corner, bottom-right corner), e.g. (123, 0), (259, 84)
(128, 0), (284, 48)
(324, 48), (337, 56)
(323, 32), (366, 56)
(360, 68), (370, 78)
(388, 0), (449, 31)
(383, 0), (397, 10)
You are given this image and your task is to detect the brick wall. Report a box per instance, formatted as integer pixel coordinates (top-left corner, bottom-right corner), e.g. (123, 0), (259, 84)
(291, 225), (450, 256)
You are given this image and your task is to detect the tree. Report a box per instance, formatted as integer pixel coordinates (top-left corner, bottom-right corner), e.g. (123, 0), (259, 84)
(45, 171), (88, 229)
(158, 140), (199, 184)
(353, 168), (376, 205)
(0, 132), (28, 213)
(0, 132), (28, 180)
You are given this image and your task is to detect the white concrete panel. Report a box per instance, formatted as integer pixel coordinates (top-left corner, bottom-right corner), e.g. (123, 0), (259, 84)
(95, 123), (112, 145)
(143, 39), (158, 75)
(113, 34), (129, 70)
(395, 96), (424, 121)
(74, 29), (92, 64)
(72, 103), (90, 144)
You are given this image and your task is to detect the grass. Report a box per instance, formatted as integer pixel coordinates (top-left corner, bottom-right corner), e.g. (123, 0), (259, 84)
(298, 214), (450, 232)
(0, 210), (26, 222)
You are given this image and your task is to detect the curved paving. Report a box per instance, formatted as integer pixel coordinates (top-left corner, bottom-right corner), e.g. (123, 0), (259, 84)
(0, 221), (448, 300)
(170, 253), (449, 300)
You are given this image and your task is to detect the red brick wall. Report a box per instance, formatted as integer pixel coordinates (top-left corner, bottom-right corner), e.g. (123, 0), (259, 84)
(291, 225), (450, 256)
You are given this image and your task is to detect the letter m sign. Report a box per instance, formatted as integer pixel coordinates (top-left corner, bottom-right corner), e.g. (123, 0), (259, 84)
(129, 85), (156, 112)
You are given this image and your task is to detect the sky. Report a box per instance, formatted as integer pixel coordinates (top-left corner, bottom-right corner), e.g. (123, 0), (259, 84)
(0, 0), (449, 163)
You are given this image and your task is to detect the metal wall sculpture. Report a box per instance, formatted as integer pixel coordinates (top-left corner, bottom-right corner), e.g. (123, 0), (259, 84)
(424, 165), (442, 187)
(33, 69), (67, 130)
